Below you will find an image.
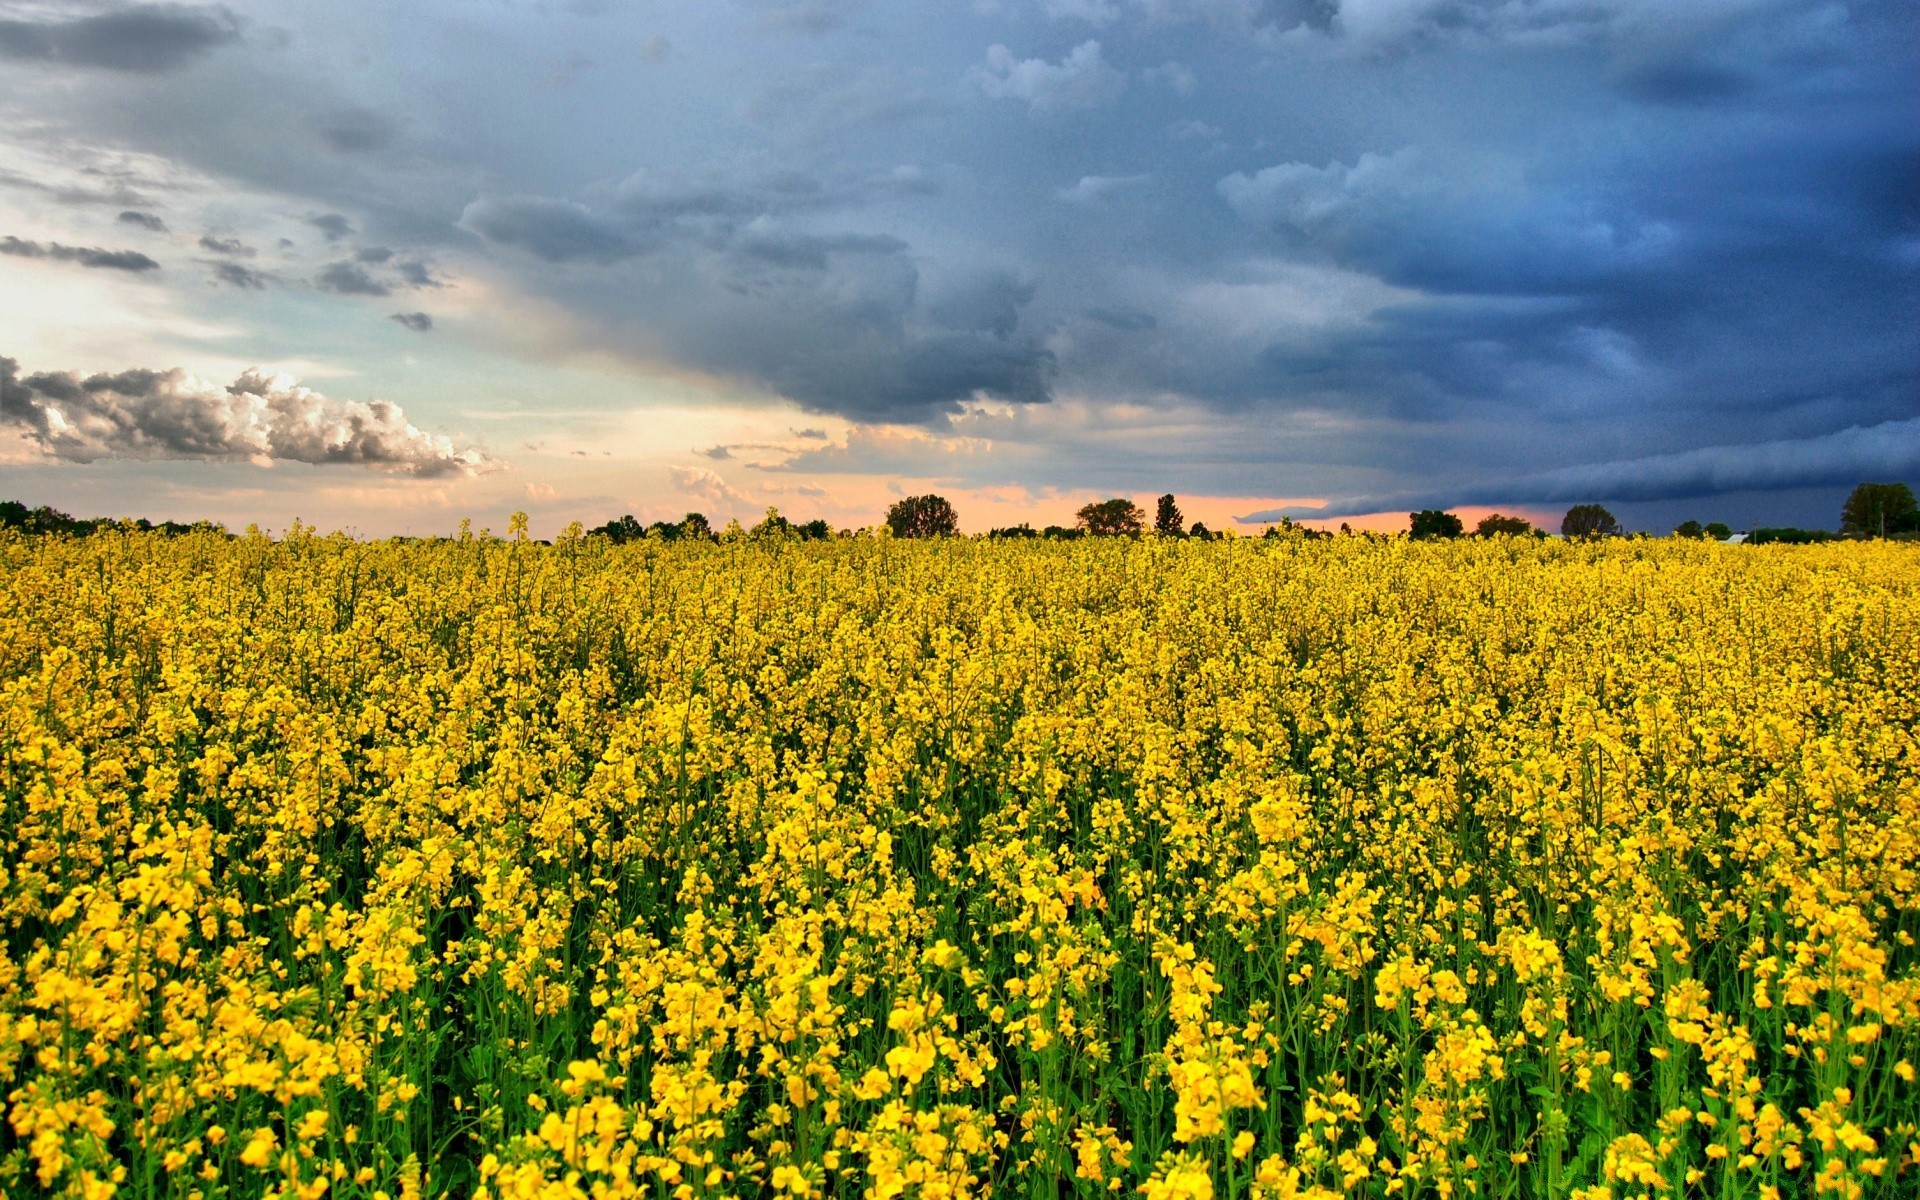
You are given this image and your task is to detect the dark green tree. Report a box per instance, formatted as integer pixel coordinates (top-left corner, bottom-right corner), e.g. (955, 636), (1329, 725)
(680, 512), (714, 540)
(1154, 494), (1184, 536)
(1673, 520), (1705, 539)
(588, 514), (645, 543)
(1840, 482), (1919, 538)
(1705, 522), (1732, 541)
(1409, 509), (1465, 540)
(886, 494), (959, 538)
(1562, 504), (1622, 539)
(1475, 513), (1533, 537)
(1077, 498), (1146, 537)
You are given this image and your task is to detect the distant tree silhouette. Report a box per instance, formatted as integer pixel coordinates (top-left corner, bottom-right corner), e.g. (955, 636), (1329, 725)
(1673, 520), (1706, 539)
(1077, 498), (1145, 537)
(1749, 527), (1833, 545)
(988, 524), (1038, 538)
(1840, 482), (1919, 538)
(886, 494), (959, 538)
(1409, 509), (1464, 540)
(1562, 504), (1622, 539)
(1475, 513), (1533, 537)
(588, 514), (646, 543)
(1154, 494), (1184, 536)
(1189, 521), (1213, 540)
(680, 512), (713, 540)
(1705, 522), (1731, 541)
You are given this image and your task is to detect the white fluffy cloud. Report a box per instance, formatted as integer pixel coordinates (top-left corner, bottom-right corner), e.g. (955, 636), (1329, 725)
(0, 359), (500, 477)
(973, 41), (1126, 113)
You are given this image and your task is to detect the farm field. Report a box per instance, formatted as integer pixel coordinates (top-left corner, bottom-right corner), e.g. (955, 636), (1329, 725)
(1, 529), (1916, 1200)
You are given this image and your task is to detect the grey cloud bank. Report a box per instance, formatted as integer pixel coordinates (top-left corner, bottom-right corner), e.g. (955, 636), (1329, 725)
(0, 235), (158, 271)
(1240, 419), (1920, 523)
(0, 4), (239, 73)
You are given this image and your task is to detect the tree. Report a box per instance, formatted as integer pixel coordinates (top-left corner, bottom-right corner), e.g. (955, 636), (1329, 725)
(681, 512), (713, 541)
(886, 494), (959, 538)
(1840, 482), (1919, 538)
(1562, 504), (1622, 539)
(1077, 498), (1145, 537)
(1475, 513), (1533, 537)
(589, 514), (645, 543)
(1409, 510), (1464, 540)
(1749, 527), (1833, 545)
(1154, 494), (1184, 537)
(1672, 520), (1704, 539)
(1705, 522), (1731, 541)
(1189, 522), (1212, 540)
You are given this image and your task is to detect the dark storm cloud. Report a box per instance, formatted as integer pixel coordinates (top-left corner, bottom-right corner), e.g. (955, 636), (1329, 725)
(929, 270), (1036, 338)
(355, 246), (394, 263)
(1218, 148), (1679, 296)
(117, 210), (166, 231)
(0, 235), (159, 271)
(458, 196), (641, 263)
(0, 4), (240, 73)
(389, 311), (433, 331)
(0, 356), (498, 475)
(315, 108), (397, 154)
(761, 331), (1055, 423)
(1084, 305), (1157, 331)
(394, 259), (439, 288)
(208, 260), (268, 288)
(1240, 417), (1920, 522)
(305, 213), (353, 241)
(315, 260), (390, 295)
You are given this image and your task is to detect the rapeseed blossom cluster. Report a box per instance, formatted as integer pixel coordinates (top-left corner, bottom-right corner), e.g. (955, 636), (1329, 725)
(1, 524), (1916, 1198)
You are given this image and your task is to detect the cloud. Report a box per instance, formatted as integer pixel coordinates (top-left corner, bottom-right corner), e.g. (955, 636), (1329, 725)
(0, 357), (500, 476)
(1043, 0), (1121, 24)
(1143, 60), (1196, 94)
(0, 235), (159, 272)
(198, 234), (250, 255)
(355, 246), (393, 263)
(315, 261), (390, 296)
(208, 261), (268, 288)
(1239, 418), (1920, 522)
(1084, 305), (1157, 331)
(1056, 174), (1149, 205)
(928, 269), (1037, 337)
(305, 213), (353, 241)
(1217, 147), (1679, 294)
(741, 0), (870, 35)
(389, 311), (433, 331)
(973, 41), (1126, 113)
(670, 465), (756, 510)
(0, 4), (240, 73)
(459, 196), (641, 263)
(117, 210), (166, 231)
(396, 258), (439, 288)
(315, 108), (396, 154)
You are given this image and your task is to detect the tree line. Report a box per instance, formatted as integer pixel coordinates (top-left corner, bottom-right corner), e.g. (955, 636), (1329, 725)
(6, 482), (1915, 544)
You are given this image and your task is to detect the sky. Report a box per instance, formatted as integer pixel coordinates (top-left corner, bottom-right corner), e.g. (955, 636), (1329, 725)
(0, 0), (1914, 536)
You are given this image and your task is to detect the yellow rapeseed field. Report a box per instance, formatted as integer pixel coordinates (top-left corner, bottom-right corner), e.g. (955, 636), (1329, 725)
(1, 525), (1916, 1200)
